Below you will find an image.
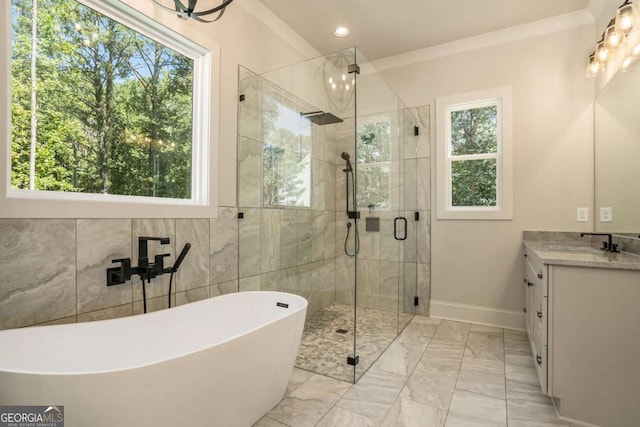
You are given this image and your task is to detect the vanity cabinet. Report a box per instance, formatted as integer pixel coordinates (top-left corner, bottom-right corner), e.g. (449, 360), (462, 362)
(523, 249), (548, 394)
(522, 245), (640, 427)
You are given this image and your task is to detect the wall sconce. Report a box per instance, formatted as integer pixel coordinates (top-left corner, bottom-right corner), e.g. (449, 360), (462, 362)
(152, 0), (235, 22)
(587, 0), (640, 77)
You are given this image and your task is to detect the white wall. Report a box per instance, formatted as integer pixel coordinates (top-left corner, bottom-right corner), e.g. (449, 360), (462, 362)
(378, 25), (595, 328)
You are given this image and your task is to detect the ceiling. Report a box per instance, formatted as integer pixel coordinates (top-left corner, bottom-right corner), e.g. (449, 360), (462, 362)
(256, 0), (592, 61)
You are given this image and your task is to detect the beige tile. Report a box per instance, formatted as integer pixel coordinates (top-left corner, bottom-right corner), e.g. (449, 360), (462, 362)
(432, 320), (471, 344)
(252, 416), (288, 427)
(505, 354), (540, 387)
(175, 218), (209, 291)
(267, 374), (351, 427)
(464, 331), (505, 361)
(77, 219), (132, 314)
(175, 286), (209, 306)
(337, 369), (405, 421)
(0, 219), (76, 329)
(33, 315), (77, 326)
(316, 407), (376, 427)
(381, 397), (447, 427)
(372, 338), (425, 378)
(286, 368), (314, 395)
(445, 389), (507, 426)
(423, 339), (466, 360)
(506, 380), (566, 425)
(470, 324), (503, 335)
(410, 315), (441, 326)
(456, 357), (506, 400)
(401, 357), (460, 410)
(77, 304), (132, 323)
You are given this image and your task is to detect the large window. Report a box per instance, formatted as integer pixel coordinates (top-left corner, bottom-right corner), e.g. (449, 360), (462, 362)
(436, 87), (512, 220)
(3, 0), (212, 214)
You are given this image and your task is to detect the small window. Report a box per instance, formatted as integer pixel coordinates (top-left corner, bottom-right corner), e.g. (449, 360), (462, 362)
(436, 87), (512, 220)
(2, 0), (213, 216)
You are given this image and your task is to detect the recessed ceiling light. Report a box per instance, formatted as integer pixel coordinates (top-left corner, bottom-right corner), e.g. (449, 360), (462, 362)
(334, 27), (350, 37)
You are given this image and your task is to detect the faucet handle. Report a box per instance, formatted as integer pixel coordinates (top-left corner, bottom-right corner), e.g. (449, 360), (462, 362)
(107, 258), (131, 286)
(154, 253), (171, 273)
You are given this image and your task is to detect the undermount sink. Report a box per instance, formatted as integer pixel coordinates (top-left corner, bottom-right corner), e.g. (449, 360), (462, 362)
(542, 245), (604, 254)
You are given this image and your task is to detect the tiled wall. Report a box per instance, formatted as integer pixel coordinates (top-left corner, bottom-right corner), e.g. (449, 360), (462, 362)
(237, 72), (338, 319)
(334, 107), (431, 316)
(0, 212), (238, 330)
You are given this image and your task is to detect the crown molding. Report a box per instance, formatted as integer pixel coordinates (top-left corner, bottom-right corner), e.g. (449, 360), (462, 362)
(587, 0), (609, 22)
(371, 9), (594, 71)
(235, 0), (320, 59)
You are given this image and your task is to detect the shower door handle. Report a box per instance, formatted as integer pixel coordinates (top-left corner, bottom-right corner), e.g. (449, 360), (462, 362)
(394, 217), (407, 241)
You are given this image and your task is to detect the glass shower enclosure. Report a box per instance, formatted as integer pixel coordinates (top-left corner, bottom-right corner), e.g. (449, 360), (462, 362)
(237, 48), (421, 383)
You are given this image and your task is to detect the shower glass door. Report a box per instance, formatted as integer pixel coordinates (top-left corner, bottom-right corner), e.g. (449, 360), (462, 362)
(237, 47), (418, 384)
(352, 49), (418, 381)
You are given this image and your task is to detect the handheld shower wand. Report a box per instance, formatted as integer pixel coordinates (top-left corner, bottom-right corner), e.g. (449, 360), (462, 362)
(341, 152), (359, 256)
(341, 152), (353, 172)
(167, 243), (191, 308)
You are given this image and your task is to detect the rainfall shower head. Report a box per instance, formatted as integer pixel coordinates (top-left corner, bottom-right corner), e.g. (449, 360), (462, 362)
(300, 110), (344, 125)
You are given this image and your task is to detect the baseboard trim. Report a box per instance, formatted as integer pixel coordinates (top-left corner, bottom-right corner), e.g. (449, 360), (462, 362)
(430, 300), (525, 330)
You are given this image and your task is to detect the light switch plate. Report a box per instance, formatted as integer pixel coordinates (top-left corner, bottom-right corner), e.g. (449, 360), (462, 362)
(600, 207), (613, 222)
(577, 207), (589, 222)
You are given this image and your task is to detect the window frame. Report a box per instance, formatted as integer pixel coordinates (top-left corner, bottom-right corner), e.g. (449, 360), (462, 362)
(0, 0), (218, 218)
(436, 87), (513, 220)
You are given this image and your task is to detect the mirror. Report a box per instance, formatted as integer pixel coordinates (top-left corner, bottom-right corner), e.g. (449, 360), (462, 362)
(594, 62), (640, 233)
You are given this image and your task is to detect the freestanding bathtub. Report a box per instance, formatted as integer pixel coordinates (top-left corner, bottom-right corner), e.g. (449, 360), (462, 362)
(0, 291), (307, 427)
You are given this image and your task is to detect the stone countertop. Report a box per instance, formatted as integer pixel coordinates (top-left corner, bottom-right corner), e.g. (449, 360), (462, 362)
(524, 240), (640, 271)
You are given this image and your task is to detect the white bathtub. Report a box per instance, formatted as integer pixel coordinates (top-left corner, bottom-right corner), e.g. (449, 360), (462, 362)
(0, 291), (307, 427)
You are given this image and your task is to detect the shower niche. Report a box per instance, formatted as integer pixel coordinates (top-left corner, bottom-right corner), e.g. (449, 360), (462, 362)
(237, 48), (430, 383)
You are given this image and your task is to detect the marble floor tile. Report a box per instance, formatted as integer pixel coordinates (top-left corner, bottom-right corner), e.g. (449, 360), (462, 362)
(400, 357), (461, 410)
(431, 320), (471, 344)
(316, 407), (376, 427)
(464, 331), (505, 362)
(423, 338), (466, 360)
(381, 397), (447, 427)
(445, 389), (507, 427)
(504, 329), (531, 357)
(267, 374), (351, 427)
(470, 324), (504, 335)
(252, 416), (289, 427)
(260, 316), (569, 427)
(336, 369), (405, 421)
(455, 357), (506, 400)
(286, 368), (315, 394)
(371, 338), (425, 378)
(410, 315), (442, 326)
(505, 354), (540, 387)
(506, 380), (567, 425)
(400, 321), (439, 340)
(504, 335), (532, 356)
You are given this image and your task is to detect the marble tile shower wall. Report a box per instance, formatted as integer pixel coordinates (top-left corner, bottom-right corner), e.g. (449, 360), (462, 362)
(238, 75), (339, 319)
(334, 106), (431, 317)
(0, 212), (239, 330)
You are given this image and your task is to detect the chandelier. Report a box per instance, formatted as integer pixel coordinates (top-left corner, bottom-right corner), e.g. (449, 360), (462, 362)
(587, 0), (640, 77)
(152, 0), (235, 23)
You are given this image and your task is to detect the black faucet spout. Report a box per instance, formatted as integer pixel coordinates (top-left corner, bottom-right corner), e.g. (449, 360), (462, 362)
(138, 236), (170, 266)
(580, 232), (618, 252)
